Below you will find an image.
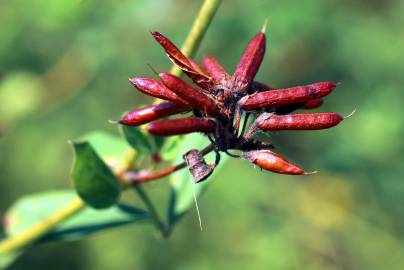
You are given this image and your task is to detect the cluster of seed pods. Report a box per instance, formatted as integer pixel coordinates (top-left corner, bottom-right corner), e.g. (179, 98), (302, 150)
(119, 24), (345, 183)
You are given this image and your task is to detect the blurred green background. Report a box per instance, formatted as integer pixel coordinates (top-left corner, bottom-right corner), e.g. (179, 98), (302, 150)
(1, 0), (404, 269)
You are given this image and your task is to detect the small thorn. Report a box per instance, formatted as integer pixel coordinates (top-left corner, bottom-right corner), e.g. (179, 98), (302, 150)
(304, 170), (318, 175)
(336, 82), (342, 86)
(109, 120), (120, 124)
(147, 63), (159, 77)
(261, 18), (269, 33)
(344, 109), (357, 119)
(67, 140), (73, 145)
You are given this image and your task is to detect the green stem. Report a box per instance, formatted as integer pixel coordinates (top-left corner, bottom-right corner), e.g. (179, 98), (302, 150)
(132, 184), (168, 237)
(0, 0), (222, 256)
(170, 0), (222, 76)
(0, 198), (85, 254)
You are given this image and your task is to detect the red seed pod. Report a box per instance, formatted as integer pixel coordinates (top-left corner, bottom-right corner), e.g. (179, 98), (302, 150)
(202, 56), (231, 86)
(129, 77), (188, 105)
(146, 117), (216, 136)
(151, 32), (213, 92)
(244, 150), (305, 175)
(232, 31), (266, 91)
(120, 102), (190, 126)
(158, 72), (220, 116)
(300, 98), (324, 109)
(239, 82), (336, 111)
(188, 59), (207, 76)
(256, 112), (343, 131)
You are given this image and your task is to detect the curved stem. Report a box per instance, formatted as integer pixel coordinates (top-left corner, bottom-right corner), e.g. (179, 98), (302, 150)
(0, 0), (222, 256)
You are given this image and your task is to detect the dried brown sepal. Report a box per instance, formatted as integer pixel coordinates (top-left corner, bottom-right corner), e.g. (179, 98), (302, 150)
(151, 32), (213, 92)
(129, 77), (188, 105)
(120, 102), (190, 126)
(255, 112), (343, 131)
(239, 82), (336, 111)
(183, 149), (213, 183)
(244, 150), (305, 175)
(146, 117), (216, 136)
(202, 56), (231, 86)
(159, 72), (220, 116)
(232, 31), (266, 92)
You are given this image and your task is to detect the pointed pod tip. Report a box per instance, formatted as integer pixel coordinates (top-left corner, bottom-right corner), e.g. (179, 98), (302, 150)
(344, 109), (357, 119)
(304, 170), (319, 175)
(261, 19), (269, 33)
(108, 119), (120, 125)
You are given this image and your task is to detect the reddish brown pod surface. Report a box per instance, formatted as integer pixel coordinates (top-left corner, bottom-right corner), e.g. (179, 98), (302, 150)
(232, 31), (266, 91)
(120, 102), (190, 126)
(244, 150), (305, 175)
(151, 32), (213, 92)
(239, 82), (336, 111)
(300, 98), (324, 109)
(256, 112), (343, 131)
(159, 72), (220, 116)
(146, 117), (216, 136)
(129, 77), (188, 105)
(202, 56), (231, 86)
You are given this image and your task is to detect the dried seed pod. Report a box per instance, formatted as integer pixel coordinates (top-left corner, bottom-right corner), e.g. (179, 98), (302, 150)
(188, 59), (208, 76)
(244, 150), (305, 175)
(232, 31), (266, 92)
(183, 149), (213, 183)
(159, 72), (220, 116)
(202, 56), (231, 86)
(239, 82), (336, 111)
(129, 77), (188, 105)
(256, 112), (343, 131)
(151, 32), (213, 92)
(300, 98), (324, 109)
(120, 102), (190, 126)
(146, 117), (216, 136)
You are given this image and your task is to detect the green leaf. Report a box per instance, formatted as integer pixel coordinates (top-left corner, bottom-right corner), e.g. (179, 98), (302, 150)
(4, 191), (149, 242)
(159, 136), (181, 160)
(78, 131), (128, 161)
(0, 251), (21, 270)
(167, 133), (229, 225)
(120, 125), (152, 154)
(71, 142), (121, 209)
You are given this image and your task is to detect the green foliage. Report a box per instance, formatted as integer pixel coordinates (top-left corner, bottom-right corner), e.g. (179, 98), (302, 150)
(1, 0), (404, 269)
(4, 191), (149, 241)
(71, 141), (121, 209)
(120, 125), (152, 154)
